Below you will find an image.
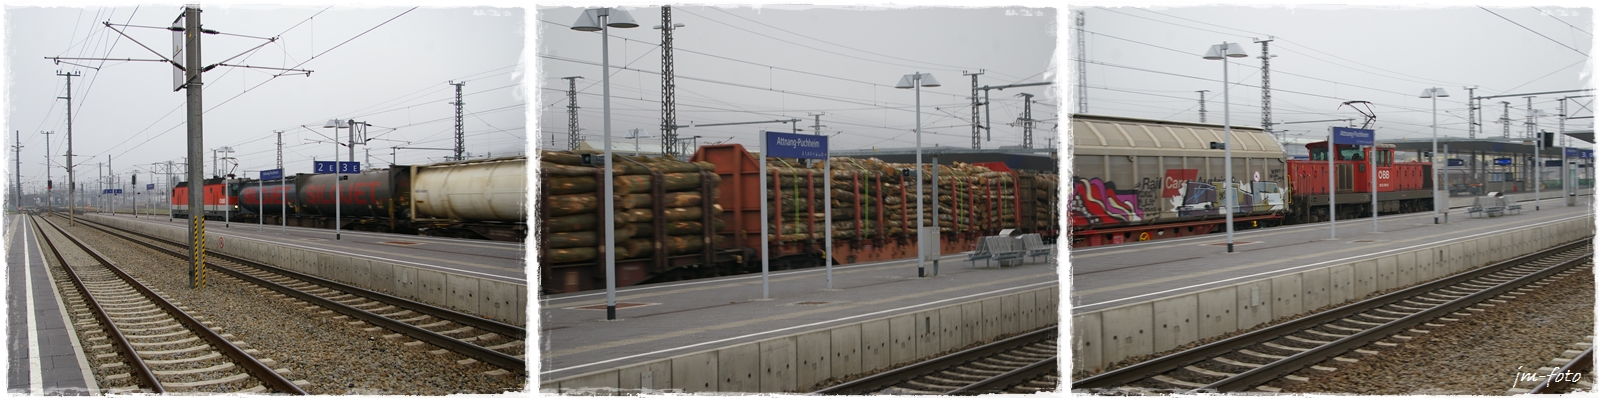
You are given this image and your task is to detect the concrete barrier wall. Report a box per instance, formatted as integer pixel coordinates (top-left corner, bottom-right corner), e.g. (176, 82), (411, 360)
(542, 285), (1060, 393)
(1072, 215), (1594, 374)
(81, 215), (526, 326)
(1446, 188), (1594, 209)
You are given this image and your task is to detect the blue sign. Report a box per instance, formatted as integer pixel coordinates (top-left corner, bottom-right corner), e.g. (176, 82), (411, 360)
(1494, 157), (1513, 166)
(1331, 127), (1375, 146)
(313, 161), (361, 174)
(260, 168), (283, 181)
(1447, 159), (1465, 167)
(1565, 148), (1594, 159)
(146, 184), (154, 190)
(765, 131), (829, 160)
(102, 189), (123, 195)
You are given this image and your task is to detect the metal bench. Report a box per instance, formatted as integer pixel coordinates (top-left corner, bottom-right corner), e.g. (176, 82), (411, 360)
(969, 236), (1025, 268)
(1019, 233), (1052, 263)
(1507, 204), (1523, 214)
(1467, 206), (1485, 217)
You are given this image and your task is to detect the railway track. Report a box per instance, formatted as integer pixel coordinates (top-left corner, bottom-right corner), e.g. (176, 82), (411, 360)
(30, 214), (307, 394)
(59, 214), (528, 377)
(813, 326), (1058, 395)
(1073, 237), (1594, 394)
(1524, 341), (1595, 394)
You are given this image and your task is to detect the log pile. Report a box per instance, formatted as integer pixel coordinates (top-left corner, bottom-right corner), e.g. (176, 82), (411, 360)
(539, 151), (722, 264)
(879, 161), (1021, 234)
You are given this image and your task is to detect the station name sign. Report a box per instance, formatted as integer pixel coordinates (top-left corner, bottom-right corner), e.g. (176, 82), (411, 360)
(1565, 148), (1594, 159)
(1331, 127), (1375, 146)
(765, 131), (828, 160)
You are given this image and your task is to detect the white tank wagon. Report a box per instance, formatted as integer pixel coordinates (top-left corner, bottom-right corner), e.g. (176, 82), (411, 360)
(1070, 114), (1288, 246)
(409, 156), (528, 241)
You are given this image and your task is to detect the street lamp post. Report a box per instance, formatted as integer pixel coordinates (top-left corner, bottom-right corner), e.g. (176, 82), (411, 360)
(895, 72), (940, 277)
(573, 7), (639, 321)
(324, 119), (349, 240)
(1420, 88), (1450, 224)
(1203, 42), (1249, 253)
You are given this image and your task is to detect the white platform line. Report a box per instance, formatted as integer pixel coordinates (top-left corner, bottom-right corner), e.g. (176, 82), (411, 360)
(24, 217), (43, 394)
(540, 251), (984, 301)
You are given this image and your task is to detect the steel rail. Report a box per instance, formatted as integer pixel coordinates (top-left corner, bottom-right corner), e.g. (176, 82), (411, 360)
(1202, 242), (1593, 392)
(1074, 237), (1593, 391)
(947, 356), (1057, 395)
(80, 216), (523, 340)
(29, 214), (166, 393)
(812, 326), (1056, 395)
(72, 216), (527, 374)
(38, 214), (308, 394)
(1530, 347), (1594, 394)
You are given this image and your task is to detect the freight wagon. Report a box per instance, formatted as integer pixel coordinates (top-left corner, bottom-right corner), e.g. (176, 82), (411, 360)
(537, 144), (1061, 294)
(183, 157), (529, 241)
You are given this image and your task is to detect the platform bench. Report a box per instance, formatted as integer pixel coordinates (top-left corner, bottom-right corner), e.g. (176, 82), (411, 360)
(1507, 204), (1523, 214)
(969, 236), (1024, 268)
(1020, 233), (1052, 263)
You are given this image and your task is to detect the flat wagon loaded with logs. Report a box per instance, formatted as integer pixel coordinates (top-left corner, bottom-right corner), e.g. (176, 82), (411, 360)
(537, 151), (742, 294)
(537, 144), (1061, 294)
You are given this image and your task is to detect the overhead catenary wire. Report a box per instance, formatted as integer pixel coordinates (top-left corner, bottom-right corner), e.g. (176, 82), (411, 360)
(1479, 6), (1590, 57)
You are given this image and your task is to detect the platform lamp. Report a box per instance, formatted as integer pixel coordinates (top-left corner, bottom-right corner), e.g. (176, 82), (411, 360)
(1420, 87), (1449, 224)
(895, 72), (940, 277)
(573, 7), (638, 321)
(325, 119), (349, 240)
(1203, 42), (1248, 253)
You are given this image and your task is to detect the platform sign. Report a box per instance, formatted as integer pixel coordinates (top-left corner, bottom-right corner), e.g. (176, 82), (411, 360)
(313, 161), (361, 174)
(764, 131), (828, 159)
(1494, 157), (1513, 166)
(1566, 148), (1594, 159)
(102, 189), (123, 195)
(1447, 159), (1465, 167)
(260, 168), (283, 181)
(1331, 127), (1374, 146)
(146, 184), (155, 190)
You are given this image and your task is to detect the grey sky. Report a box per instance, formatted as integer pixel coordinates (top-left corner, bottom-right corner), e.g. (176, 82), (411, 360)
(536, 5), (1061, 154)
(1074, 4), (1594, 145)
(5, 5), (524, 195)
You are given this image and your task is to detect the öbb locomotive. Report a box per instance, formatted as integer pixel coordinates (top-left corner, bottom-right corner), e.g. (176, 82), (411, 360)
(171, 156), (528, 241)
(1070, 114), (1434, 247)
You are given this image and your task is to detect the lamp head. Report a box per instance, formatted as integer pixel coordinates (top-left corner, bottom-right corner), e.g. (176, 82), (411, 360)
(894, 73), (940, 89)
(324, 119), (348, 128)
(571, 8), (639, 31)
(1419, 88), (1450, 98)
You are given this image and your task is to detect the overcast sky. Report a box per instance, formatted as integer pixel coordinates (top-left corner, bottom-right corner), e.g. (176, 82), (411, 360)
(5, 4), (524, 195)
(1074, 4), (1594, 146)
(536, 5), (1060, 155)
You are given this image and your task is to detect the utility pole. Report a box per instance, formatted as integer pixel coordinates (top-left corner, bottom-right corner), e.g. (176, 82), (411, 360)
(1254, 37), (1275, 142)
(449, 81), (465, 161)
(658, 5), (681, 156)
(562, 76), (582, 151)
(275, 130), (283, 169)
(809, 112), (827, 138)
(1075, 10), (1088, 114)
(1019, 92), (1035, 148)
(12, 131), (21, 211)
(57, 70), (80, 225)
(1464, 86), (1478, 139)
(964, 70), (983, 148)
(1525, 96), (1536, 139)
(1501, 101), (1512, 138)
(182, 6), (207, 289)
(1197, 90), (1209, 123)
(42, 131), (52, 210)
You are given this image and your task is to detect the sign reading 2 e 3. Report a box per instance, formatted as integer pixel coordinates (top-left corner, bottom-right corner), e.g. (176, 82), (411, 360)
(313, 161), (361, 174)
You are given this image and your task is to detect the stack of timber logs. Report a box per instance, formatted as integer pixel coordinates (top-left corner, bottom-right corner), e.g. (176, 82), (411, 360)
(772, 156), (906, 241)
(539, 151), (723, 264)
(882, 161), (1020, 234)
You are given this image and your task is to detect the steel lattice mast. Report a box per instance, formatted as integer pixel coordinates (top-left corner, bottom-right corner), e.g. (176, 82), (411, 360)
(1075, 11), (1088, 114)
(1197, 90), (1208, 123)
(450, 81), (465, 160)
(965, 70), (983, 148)
(1021, 93), (1035, 148)
(660, 6), (679, 156)
(1464, 86), (1478, 139)
(563, 76), (582, 150)
(1254, 37), (1274, 142)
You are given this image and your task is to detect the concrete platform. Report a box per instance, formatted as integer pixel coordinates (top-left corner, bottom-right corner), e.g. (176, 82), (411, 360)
(537, 250), (1062, 388)
(6, 216), (98, 395)
(1071, 196), (1594, 312)
(1069, 196), (1595, 374)
(87, 212), (525, 284)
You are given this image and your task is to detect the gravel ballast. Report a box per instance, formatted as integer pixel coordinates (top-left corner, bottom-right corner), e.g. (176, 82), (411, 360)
(47, 215), (528, 395)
